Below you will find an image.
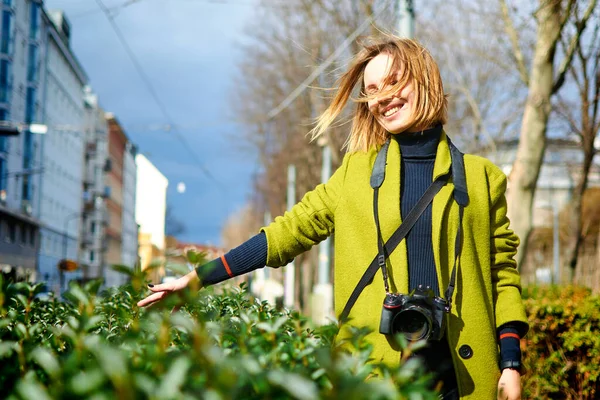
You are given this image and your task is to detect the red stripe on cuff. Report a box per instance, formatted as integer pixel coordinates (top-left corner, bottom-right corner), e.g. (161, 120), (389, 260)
(499, 333), (520, 340)
(220, 255), (234, 278)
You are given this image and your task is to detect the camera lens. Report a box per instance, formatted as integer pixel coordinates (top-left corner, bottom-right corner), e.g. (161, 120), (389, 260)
(393, 309), (431, 341)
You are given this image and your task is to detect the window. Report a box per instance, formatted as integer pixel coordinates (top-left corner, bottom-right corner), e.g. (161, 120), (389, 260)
(1, 10), (12, 55)
(19, 225), (26, 245)
(21, 175), (30, 201)
(25, 87), (35, 123)
(91, 221), (96, 234)
(0, 59), (11, 103)
(7, 221), (15, 243)
(27, 44), (37, 82)
(29, 3), (39, 40)
(0, 157), (6, 195)
(90, 250), (95, 262)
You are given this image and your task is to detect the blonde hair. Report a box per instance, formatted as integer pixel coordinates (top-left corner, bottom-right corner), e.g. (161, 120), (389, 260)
(311, 35), (448, 152)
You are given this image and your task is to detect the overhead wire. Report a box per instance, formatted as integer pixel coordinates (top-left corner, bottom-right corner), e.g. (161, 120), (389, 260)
(94, 0), (223, 190)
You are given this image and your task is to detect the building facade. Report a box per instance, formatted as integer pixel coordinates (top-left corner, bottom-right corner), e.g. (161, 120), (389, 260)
(135, 153), (167, 283)
(0, 0), (47, 282)
(80, 86), (110, 282)
(121, 140), (138, 269)
(104, 114), (139, 287)
(36, 10), (87, 292)
(484, 138), (600, 228)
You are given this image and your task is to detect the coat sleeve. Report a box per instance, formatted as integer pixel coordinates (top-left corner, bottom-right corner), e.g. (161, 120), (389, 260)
(261, 152), (350, 268)
(489, 172), (529, 337)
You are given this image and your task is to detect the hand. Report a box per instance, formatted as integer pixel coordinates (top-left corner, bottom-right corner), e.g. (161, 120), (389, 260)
(497, 368), (521, 400)
(137, 271), (200, 308)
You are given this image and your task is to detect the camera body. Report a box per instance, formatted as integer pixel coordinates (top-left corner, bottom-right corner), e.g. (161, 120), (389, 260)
(379, 285), (448, 341)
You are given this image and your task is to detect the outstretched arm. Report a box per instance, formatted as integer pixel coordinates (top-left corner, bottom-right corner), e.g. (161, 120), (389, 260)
(137, 232), (268, 308)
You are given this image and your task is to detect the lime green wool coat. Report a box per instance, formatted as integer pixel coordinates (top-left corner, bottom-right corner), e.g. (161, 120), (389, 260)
(262, 131), (528, 399)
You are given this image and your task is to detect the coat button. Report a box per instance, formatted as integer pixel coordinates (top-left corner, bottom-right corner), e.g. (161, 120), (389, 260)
(458, 344), (473, 359)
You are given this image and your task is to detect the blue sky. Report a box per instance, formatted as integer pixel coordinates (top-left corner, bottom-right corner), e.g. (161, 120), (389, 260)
(45, 0), (258, 246)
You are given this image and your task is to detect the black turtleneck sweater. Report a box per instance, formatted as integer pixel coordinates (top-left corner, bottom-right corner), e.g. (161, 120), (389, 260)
(393, 125), (442, 295)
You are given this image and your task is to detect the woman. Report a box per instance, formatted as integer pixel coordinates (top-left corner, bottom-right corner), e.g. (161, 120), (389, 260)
(138, 36), (528, 400)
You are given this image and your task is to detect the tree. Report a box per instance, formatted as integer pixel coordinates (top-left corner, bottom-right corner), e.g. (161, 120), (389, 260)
(500, 0), (598, 268)
(553, 12), (600, 282)
(232, 0), (395, 311)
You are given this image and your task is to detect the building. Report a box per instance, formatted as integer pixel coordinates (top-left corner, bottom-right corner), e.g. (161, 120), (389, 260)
(484, 137), (600, 285)
(0, 0), (48, 282)
(121, 140), (138, 270)
(484, 138), (600, 228)
(80, 87), (110, 282)
(104, 114), (138, 287)
(135, 154), (168, 283)
(36, 10), (87, 292)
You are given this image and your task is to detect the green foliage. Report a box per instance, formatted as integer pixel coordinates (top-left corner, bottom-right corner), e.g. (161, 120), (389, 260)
(0, 273), (437, 399)
(522, 285), (600, 399)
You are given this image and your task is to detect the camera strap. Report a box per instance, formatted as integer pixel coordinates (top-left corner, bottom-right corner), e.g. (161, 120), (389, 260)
(339, 136), (469, 323)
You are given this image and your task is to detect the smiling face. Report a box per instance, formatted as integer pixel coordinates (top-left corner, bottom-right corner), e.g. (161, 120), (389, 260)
(363, 52), (419, 134)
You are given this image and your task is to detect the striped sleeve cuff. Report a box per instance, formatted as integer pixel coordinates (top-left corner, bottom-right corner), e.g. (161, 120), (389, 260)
(195, 232), (268, 286)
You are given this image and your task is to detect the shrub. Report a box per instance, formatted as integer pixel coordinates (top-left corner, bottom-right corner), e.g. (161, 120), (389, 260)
(0, 274), (437, 400)
(522, 285), (600, 399)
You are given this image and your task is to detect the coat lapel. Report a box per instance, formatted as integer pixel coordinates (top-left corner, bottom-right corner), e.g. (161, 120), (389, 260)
(377, 138), (407, 293)
(432, 132), (458, 291)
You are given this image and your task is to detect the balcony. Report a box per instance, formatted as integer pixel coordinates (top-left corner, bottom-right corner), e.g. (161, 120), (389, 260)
(80, 232), (94, 247)
(86, 141), (97, 158)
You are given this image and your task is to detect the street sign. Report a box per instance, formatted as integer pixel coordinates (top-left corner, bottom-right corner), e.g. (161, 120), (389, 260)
(58, 259), (79, 272)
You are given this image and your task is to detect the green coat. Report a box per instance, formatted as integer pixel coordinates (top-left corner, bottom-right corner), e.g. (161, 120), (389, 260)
(262, 131), (528, 399)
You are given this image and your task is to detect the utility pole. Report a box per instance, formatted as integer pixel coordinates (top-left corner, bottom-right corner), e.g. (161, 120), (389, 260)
(552, 198), (560, 285)
(311, 137), (334, 325)
(397, 0), (415, 38)
(284, 165), (296, 308)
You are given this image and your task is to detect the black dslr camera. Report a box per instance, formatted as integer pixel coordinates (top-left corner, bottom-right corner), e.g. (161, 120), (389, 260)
(379, 285), (448, 341)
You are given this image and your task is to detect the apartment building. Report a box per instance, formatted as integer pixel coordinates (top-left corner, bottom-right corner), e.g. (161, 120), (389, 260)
(104, 114), (138, 286)
(80, 87), (110, 282)
(0, 0), (47, 282)
(36, 10), (87, 293)
(121, 140), (138, 269)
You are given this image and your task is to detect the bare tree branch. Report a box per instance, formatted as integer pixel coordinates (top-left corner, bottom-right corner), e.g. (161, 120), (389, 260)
(552, 0), (598, 93)
(499, 0), (530, 85)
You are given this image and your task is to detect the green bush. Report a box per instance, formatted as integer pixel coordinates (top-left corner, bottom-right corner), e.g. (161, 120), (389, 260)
(522, 285), (600, 399)
(0, 272), (437, 400)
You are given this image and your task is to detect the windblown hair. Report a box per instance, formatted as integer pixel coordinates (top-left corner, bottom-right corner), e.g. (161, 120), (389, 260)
(310, 35), (448, 153)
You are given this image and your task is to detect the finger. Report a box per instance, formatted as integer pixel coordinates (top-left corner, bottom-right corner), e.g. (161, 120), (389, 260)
(137, 291), (168, 308)
(147, 283), (174, 293)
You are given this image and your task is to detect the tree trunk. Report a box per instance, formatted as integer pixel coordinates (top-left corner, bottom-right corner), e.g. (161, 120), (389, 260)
(506, 1), (562, 269)
(563, 136), (594, 283)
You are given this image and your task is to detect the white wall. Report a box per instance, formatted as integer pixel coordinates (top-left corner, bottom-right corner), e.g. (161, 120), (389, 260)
(135, 154), (168, 250)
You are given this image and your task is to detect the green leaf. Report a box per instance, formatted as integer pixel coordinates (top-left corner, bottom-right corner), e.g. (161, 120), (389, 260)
(156, 357), (192, 398)
(30, 348), (60, 379)
(267, 371), (318, 400)
(0, 341), (17, 358)
(165, 263), (190, 276)
(70, 369), (106, 395)
(16, 379), (52, 400)
(66, 285), (89, 306)
(110, 264), (134, 277)
(92, 345), (127, 381)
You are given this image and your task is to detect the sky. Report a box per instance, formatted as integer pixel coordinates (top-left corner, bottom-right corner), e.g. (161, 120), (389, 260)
(45, 0), (258, 246)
